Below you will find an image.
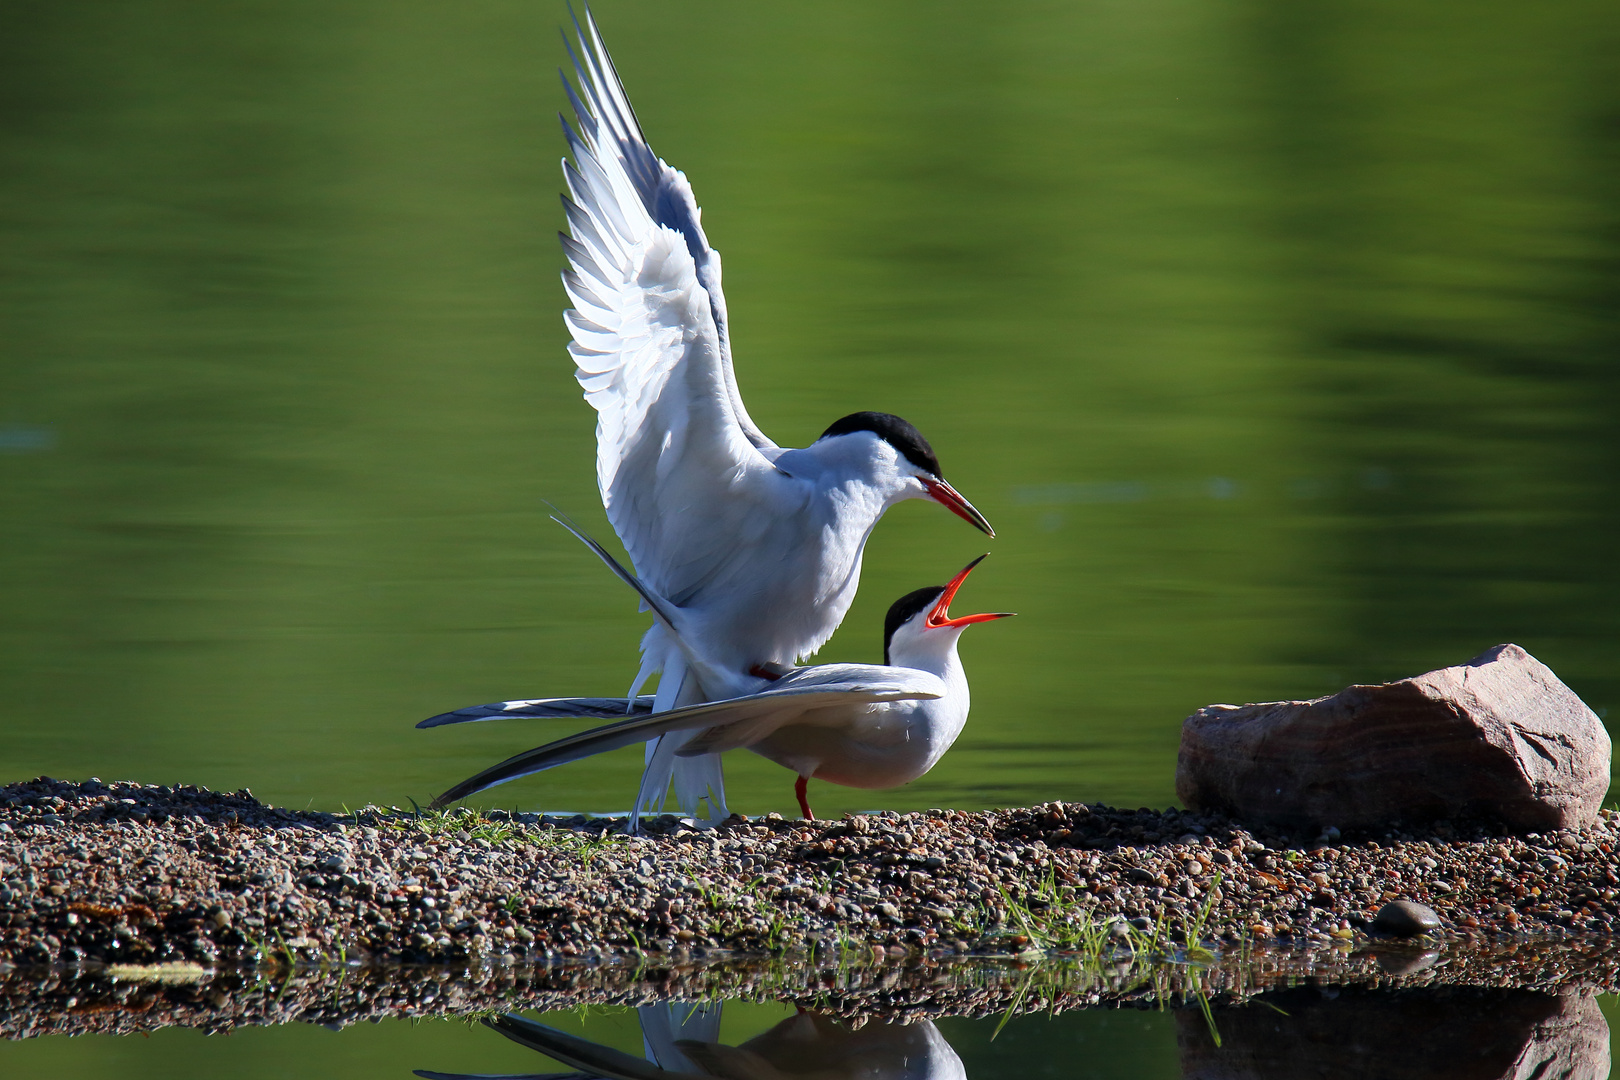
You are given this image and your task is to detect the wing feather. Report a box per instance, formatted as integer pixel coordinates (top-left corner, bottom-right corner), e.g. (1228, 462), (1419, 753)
(416, 696), (655, 730)
(558, 12), (791, 608)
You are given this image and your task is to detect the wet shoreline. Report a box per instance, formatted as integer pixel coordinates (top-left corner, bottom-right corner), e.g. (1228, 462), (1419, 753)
(3, 777), (1620, 974)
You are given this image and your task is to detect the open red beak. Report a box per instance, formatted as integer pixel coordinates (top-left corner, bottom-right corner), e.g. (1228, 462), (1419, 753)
(926, 554), (1016, 629)
(923, 478), (995, 537)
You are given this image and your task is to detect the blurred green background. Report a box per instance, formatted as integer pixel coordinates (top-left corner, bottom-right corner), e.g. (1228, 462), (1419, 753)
(1, 0), (1617, 820)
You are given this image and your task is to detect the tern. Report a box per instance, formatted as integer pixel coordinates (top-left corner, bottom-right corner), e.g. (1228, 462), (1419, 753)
(554, 11), (996, 818)
(420, 541), (1011, 822)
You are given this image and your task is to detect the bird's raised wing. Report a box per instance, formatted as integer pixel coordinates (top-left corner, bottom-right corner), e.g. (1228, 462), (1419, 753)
(417, 696), (655, 730)
(561, 13), (787, 605)
(430, 664), (944, 806)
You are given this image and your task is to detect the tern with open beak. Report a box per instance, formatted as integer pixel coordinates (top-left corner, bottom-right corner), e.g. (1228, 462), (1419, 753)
(421, 527), (1012, 822)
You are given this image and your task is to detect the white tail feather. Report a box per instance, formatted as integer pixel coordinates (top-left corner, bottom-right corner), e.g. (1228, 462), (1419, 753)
(551, 513), (733, 830)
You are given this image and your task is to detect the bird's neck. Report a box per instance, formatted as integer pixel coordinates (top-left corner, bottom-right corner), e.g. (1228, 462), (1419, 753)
(777, 441), (916, 509)
(889, 634), (973, 770)
(890, 629), (968, 685)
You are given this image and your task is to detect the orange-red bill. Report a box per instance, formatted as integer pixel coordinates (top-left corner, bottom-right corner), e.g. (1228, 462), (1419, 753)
(926, 554), (1016, 629)
(923, 478), (995, 537)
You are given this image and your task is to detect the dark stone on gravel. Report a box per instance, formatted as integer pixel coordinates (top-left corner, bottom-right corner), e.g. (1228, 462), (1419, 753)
(1176, 644), (1611, 834)
(1373, 900), (1443, 937)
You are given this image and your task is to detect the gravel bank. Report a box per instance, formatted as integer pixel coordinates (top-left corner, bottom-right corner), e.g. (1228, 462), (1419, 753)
(3, 777), (1620, 969)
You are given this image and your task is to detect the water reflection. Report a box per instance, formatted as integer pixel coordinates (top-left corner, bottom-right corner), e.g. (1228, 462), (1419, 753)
(1180, 987), (1610, 1080)
(0, 950), (1616, 1080)
(415, 986), (1608, 1080)
(421, 1005), (963, 1080)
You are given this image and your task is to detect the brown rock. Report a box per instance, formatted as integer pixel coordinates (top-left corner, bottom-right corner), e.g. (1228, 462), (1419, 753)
(1176, 644), (1610, 833)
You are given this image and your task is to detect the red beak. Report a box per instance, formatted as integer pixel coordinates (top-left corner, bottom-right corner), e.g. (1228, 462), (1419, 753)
(926, 554), (1016, 629)
(923, 478), (995, 537)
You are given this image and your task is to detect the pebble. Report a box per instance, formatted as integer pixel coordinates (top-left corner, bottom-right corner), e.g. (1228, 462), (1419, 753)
(1372, 901), (1443, 937)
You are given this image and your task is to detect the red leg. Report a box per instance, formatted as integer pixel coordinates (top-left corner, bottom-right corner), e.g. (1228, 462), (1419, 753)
(795, 775), (814, 820)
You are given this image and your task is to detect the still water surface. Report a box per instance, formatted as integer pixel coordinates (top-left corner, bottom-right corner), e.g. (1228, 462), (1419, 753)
(2, 1), (1618, 819)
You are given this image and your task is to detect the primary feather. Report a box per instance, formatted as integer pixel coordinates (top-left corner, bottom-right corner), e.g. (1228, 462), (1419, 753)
(416, 696), (654, 729)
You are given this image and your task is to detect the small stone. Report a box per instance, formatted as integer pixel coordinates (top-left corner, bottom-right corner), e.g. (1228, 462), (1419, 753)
(1372, 900), (1442, 937)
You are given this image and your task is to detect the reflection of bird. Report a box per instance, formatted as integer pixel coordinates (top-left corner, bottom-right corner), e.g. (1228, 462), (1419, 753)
(423, 537), (1011, 822)
(417, 1006), (966, 1080)
(416, 1002), (720, 1080)
(553, 11), (994, 820)
(634, 1003), (723, 1075)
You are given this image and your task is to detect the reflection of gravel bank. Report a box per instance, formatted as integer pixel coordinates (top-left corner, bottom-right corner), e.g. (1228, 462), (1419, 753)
(4, 777), (1620, 970)
(6, 939), (1620, 1040)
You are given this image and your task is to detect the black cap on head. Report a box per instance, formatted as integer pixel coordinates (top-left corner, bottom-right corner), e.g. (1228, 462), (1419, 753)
(883, 585), (945, 665)
(819, 412), (942, 478)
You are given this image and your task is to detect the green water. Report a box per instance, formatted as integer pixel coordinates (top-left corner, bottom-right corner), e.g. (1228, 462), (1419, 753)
(2, 0), (1617, 826)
